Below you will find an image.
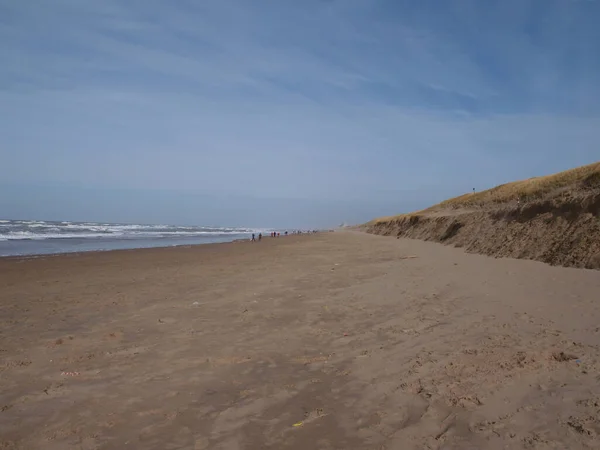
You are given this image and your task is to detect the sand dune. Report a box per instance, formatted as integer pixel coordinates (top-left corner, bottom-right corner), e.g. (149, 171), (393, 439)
(365, 162), (600, 269)
(1, 232), (600, 449)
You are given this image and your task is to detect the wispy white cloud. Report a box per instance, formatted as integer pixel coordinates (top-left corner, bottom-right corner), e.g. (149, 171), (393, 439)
(1, 0), (599, 225)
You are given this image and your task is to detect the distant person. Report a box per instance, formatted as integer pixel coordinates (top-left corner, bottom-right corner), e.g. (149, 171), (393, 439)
(258, 233), (262, 241)
(277, 232), (280, 237)
(285, 231), (288, 236)
(251, 233), (256, 242)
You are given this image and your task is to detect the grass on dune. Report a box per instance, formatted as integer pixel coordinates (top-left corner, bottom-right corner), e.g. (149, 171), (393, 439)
(371, 162), (600, 224)
(439, 162), (600, 208)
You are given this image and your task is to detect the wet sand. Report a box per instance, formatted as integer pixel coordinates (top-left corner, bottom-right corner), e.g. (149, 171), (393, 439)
(1, 232), (600, 449)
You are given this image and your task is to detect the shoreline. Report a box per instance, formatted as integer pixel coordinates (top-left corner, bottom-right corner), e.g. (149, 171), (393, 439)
(0, 218), (281, 259)
(0, 234), (303, 261)
(0, 236), (251, 261)
(0, 231), (324, 261)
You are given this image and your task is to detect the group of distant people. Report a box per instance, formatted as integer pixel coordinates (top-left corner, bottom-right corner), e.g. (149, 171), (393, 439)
(251, 230), (318, 242)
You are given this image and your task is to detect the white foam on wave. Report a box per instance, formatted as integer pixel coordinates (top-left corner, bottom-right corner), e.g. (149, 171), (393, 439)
(0, 231), (126, 241)
(0, 219), (267, 242)
(28, 223), (55, 228)
(0, 229), (255, 241)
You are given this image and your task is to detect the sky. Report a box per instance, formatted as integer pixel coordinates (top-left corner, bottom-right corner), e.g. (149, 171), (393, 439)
(1, 0), (599, 228)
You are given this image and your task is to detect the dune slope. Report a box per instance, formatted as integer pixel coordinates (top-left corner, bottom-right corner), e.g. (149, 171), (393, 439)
(364, 162), (600, 269)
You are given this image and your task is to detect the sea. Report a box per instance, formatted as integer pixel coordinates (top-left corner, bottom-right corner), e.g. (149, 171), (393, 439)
(0, 219), (269, 257)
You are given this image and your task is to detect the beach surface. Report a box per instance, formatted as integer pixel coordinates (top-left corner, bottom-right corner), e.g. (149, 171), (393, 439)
(2, 232), (600, 449)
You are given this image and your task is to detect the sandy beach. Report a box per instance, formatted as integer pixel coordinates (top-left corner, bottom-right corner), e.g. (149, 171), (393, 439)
(2, 231), (600, 449)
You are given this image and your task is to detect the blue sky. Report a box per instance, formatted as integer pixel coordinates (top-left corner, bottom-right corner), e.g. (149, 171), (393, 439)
(1, 0), (599, 227)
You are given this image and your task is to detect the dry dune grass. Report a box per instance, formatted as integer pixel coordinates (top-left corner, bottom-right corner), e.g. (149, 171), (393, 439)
(439, 161), (600, 208)
(372, 162), (600, 224)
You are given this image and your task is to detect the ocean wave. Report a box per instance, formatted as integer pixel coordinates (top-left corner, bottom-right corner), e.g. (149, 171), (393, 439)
(0, 231), (122, 241)
(0, 229), (257, 241)
(0, 219), (267, 242)
(20, 221), (47, 225)
(28, 223), (57, 228)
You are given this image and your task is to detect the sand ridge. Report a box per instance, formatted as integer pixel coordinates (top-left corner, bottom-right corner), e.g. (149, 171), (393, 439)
(365, 162), (600, 269)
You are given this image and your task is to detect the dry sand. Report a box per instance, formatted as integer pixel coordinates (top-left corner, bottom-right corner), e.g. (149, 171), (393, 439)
(1, 232), (600, 449)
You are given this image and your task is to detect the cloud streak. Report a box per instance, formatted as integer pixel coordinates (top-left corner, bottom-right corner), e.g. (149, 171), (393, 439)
(1, 0), (599, 225)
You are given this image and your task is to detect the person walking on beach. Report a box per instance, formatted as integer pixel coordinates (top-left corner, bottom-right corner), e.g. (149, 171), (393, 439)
(258, 233), (262, 241)
(251, 233), (256, 242)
